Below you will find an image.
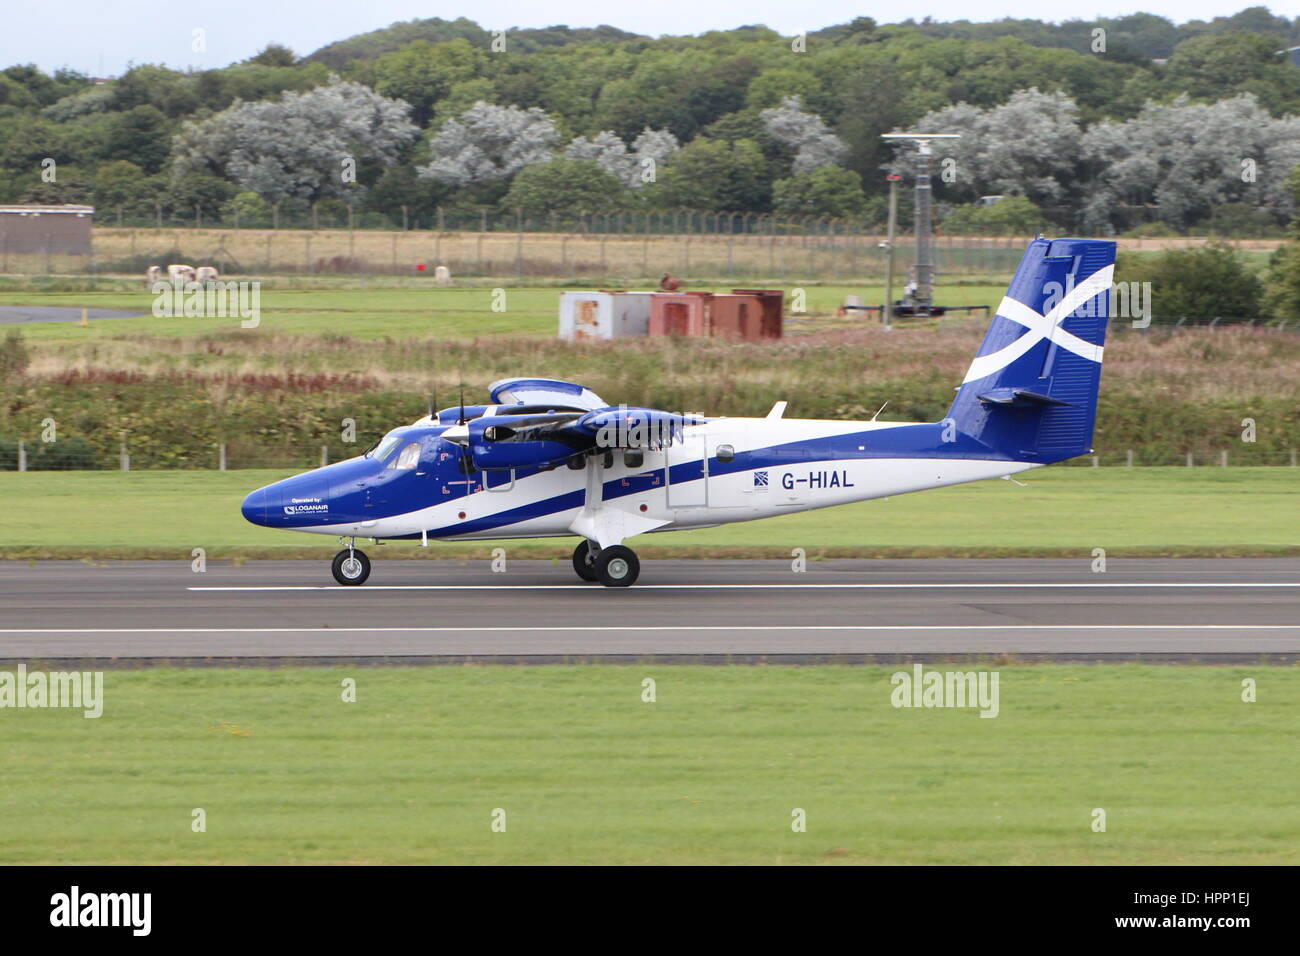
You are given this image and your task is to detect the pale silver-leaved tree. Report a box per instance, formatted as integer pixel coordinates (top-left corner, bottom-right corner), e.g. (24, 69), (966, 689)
(419, 102), (560, 186)
(894, 88), (1084, 208)
(760, 96), (847, 174)
(171, 76), (418, 204)
(564, 127), (680, 186)
(1082, 93), (1300, 232)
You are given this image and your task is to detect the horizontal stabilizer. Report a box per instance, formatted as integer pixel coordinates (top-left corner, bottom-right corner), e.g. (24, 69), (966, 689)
(976, 388), (1071, 407)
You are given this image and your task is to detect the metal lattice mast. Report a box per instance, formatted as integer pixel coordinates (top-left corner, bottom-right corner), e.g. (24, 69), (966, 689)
(881, 133), (960, 317)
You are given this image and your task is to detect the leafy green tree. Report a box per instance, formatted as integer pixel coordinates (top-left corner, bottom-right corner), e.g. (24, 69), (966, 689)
(102, 105), (170, 173)
(1264, 165), (1300, 321)
(502, 157), (628, 216)
(0, 74), (36, 109)
(247, 44), (298, 67)
(366, 165), (451, 225)
(1123, 244), (1263, 320)
(221, 190), (273, 227)
(19, 175), (91, 204)
(165, 170), (236, 219)
(772, 166), (866, 217)
(374, 39), (485, 125)
(1164, 33), (1300, 113)
(92, 160), (155, 215)
(746, 68), (824, 111)
(110, 65), (199, 118)
(648, 137), (769, 211)
(939, 195), (1049, 235)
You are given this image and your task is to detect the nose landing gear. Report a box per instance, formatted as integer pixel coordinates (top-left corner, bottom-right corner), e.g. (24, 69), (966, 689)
(332, 539), (371, 586)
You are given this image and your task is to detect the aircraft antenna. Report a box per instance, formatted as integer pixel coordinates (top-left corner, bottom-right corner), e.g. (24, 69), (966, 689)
(458, 386), (466, 425)
(870, 401), (889, 421)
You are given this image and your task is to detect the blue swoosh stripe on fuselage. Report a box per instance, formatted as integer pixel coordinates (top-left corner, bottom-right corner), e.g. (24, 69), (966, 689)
(400, 489), (587, 540)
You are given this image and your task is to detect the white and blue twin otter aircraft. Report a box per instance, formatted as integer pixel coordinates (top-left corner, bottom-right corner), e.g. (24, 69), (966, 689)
(242, 236), (1117, 587)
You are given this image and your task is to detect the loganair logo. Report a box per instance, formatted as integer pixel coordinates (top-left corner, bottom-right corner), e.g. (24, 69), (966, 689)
(963, 264), (1113, 384)
(283, 497), (327, 516)
(753, 471), (769, 487)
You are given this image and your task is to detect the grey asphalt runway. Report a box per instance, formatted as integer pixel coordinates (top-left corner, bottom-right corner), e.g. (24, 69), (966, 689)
(1, 557), (1297, 661)
(0, 305), (142, 324)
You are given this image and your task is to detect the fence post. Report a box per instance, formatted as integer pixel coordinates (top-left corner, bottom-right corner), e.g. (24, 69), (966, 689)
(1186, 452), (1194, 467)
(17, 440), (25, 472)
(1126, 449), (1134, 467)
(219, 443), (227, 471)
(120, 442), (130, 472)
(1220, 450), (1228, 467)
(1091, 455), (1099, 467)
(1292, 449), (1297, 467)
(321, 446), (328, 468)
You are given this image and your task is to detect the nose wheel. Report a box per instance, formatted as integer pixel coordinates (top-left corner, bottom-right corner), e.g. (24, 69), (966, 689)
(332, 547), (371, 586)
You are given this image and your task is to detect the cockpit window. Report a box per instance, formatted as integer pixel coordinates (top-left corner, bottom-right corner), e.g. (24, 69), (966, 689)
(390, 442), (421, 470)
(367, 432), (405, 462)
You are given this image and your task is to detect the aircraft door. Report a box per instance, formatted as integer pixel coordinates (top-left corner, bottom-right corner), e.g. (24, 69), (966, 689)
(665, 432), (707, 508)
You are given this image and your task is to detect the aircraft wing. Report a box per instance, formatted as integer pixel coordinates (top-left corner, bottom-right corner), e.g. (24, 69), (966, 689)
(488, 378), (607, 411)
(449, 405), (705, 470)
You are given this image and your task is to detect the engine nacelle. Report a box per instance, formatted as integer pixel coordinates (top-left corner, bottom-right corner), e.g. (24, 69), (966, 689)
(466, 416), (577, 471)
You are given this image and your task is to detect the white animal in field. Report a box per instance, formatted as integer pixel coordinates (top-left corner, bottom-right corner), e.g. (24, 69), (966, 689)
(167, 264), (195, 283)
(146, 265), (161, 286)
(434, 265), (451, 286)
(195, 266), (219, 283)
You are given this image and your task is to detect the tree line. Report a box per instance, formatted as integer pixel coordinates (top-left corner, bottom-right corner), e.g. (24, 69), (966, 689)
(2, 9), (1300, 237)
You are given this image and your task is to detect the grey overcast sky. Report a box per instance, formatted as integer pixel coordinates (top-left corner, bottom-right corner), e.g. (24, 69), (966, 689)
(4, 1), (1297, 76)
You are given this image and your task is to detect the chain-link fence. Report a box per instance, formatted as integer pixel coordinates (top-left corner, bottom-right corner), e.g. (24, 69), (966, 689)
(0, 219), (1283, 282)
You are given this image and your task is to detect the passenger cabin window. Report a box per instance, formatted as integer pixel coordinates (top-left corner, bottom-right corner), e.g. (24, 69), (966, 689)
(716, 444), (736, 463)
(390, 442), (421, 470)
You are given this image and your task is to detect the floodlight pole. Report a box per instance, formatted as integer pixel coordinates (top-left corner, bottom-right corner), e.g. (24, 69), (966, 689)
(881, 132), (960, 318)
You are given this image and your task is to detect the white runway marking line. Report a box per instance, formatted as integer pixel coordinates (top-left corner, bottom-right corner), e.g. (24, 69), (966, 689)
(3, 625), (1298, 634)
(186, 582), (1300, 592)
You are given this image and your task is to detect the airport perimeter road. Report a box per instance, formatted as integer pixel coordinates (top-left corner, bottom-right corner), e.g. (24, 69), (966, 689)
(0, 558), (1297, 660)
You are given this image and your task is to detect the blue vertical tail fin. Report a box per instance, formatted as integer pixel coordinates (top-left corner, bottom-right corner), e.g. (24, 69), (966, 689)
(945, 237), (1117, 464)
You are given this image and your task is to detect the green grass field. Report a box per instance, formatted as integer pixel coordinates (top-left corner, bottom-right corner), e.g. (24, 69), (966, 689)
(2, 664), (1296, 864)
(0, 284), (1006, 342)
(0, 467), (1294, 559)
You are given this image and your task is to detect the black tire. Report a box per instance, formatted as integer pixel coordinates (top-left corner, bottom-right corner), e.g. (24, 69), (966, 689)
(332, 549), (371, 586)
(572, 541), (600, 582)
(596, 545), (639, 588)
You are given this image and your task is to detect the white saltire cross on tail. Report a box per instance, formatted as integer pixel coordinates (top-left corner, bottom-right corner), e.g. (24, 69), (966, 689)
(962, 264), (1114, 384)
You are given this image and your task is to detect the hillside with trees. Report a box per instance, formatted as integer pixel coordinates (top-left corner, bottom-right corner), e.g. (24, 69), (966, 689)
(2, 7), (1300, 241)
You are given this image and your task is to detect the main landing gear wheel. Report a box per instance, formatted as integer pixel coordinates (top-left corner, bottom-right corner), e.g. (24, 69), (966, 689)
(596, 545), (639, 588)
(332, 548), (371, 586)
(572, 541), (600, 582)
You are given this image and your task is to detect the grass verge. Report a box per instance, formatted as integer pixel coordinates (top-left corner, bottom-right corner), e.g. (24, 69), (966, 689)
(1, 664), (1296, 864)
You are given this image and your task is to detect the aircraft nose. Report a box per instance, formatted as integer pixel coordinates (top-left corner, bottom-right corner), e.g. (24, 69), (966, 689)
(241, 487), (270, 526)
